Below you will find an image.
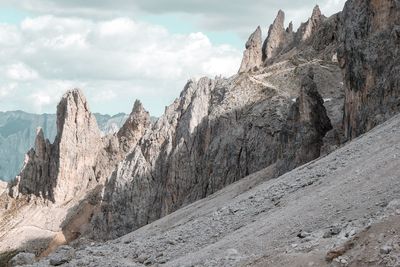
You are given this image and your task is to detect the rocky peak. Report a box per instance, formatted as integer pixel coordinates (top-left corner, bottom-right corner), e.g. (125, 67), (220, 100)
(56, 88), (100, 140)
(14, 89), (104, 203)
(262, 10), (287, 62)
(298, 5), (324, 41)
(238, 26), (263, 73)
(34, 127), (47, 159)
(117, 100), (151, 152)
(286, 21), (294, 33)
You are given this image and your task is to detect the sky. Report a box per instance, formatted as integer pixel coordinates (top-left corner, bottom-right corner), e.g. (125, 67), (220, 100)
(0, 0), (346, 116)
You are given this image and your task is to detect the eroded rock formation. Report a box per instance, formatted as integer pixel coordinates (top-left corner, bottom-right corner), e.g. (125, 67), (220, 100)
(262, 10), (287, 62)
(238, 26), (263, 73)
(276, 68), (332, 174)
(90, 66), (333, 239)
(13, 89), (103, 203)
(338, 0), (400, 139)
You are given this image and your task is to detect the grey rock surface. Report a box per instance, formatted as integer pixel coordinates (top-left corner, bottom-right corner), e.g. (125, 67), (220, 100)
(262, 10), (287, 62)
(13, 89), (104, 203)
(338, 0), (400, 139)
(0, 111), (127, 182)
(28, 111), (400, 267)
(90, 63), (335, 240)
(238, 26), (263, 73)
(48, 245), (75, 266)
(10, 252), (35, 266)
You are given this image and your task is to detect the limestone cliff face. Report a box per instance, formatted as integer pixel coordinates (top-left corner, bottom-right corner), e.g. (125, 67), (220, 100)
(248, 6), (339, 67)
(91, 68), (332, 239)
(338, 0), (400, 139)
(238, 26), (263, 73)
(297, 5), (324, 42)
(276, 68), (332, 175)
(15, 89), (103, 203)
(262, 10), (288, 62)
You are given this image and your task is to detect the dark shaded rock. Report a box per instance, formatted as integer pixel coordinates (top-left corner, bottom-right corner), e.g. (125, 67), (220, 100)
(276, 68), (332, 175)
(338, 0), (400, 139)
(49, 245), (75, 266)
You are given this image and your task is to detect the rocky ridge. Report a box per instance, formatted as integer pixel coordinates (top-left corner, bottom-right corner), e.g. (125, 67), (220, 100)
(0, 90), (149, 255)
(25, 105), (400, 267)
(2, 0), (400, 266)
(0, 111), (127, 182)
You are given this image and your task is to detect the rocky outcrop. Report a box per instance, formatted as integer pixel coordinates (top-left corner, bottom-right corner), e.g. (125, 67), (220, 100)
(90, 64), (333, 239)
(117, 100), (151, 153)
(0, 111), (126, 182)
(338, 0), (400, 139)
(238, 26), (263, 73)
(297, 5), (324, 42)
(0, 180), (6, 195)
(14, 89), (103, 203)
(262, 10), (288, 62)
(276, 68), (332, 174)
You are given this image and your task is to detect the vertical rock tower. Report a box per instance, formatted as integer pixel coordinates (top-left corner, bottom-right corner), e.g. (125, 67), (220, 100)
(16, 89), (103, 203)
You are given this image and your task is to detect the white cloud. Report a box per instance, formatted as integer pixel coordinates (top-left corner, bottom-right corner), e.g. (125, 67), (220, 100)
(0, 15), (241, 115)
(6, 63), (39, 81)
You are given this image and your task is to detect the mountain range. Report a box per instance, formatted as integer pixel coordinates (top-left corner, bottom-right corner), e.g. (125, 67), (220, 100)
(0, 0), (399, 266)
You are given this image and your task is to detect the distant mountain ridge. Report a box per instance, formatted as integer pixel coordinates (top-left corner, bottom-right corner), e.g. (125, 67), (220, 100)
(0, 111), (128, 181)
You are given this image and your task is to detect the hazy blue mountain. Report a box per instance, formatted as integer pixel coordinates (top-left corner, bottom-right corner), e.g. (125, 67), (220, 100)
(0, 111), (127, 181)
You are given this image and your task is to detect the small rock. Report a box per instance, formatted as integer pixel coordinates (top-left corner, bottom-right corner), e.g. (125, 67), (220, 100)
(49, 245), (75, 266)
(323, 226), (341, 238)
(387, 199), (400, 212)
(297, 230), (311, 239)
(380, 245), (393, 254)
(137, 254), (148, 263)
(345, 229), (356, 238)
(10, 252), (35, 266)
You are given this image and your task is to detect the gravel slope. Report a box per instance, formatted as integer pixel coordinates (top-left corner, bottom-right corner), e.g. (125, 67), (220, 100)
(28, 113), (400, 266)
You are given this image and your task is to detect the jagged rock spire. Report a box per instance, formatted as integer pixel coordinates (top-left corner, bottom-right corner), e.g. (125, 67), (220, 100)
(299, 5), (323, 41)
(238, 26), (263, 73)
(117, 100), (151, 152)
(262, 10), (286, 61)
(16, 89), (103, 203)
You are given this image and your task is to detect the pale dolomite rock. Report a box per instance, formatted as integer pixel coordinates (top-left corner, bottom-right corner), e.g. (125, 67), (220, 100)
(0, 180), (7, 195)
(90, 68), (333, 240)
(14, 89), (103, 203)
(0, 89), (151, 255)
(298, 5), (323, 41)
(238, 26), (263, 73)
(262, 10), (287, 61)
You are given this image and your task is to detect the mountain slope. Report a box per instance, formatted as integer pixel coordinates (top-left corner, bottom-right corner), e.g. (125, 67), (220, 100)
(28, 103), (400, 267)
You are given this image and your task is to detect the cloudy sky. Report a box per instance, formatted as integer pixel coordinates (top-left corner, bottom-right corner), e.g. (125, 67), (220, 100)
(0, 0), (346, 116)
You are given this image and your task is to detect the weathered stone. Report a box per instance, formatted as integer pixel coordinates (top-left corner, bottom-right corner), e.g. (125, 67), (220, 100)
(262, 10), (287, 62)
(298, 5), (323, 42)
(9, 252), (35, 266)
(238, 26), (263, 73)
(14, 89), (103, 203)
(91, 65), (333, 240)
(275, 68), (332, 175)
(49, 245), (75, 266)
(380, 245), (393, 254)
(338, 0), (400, 139)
